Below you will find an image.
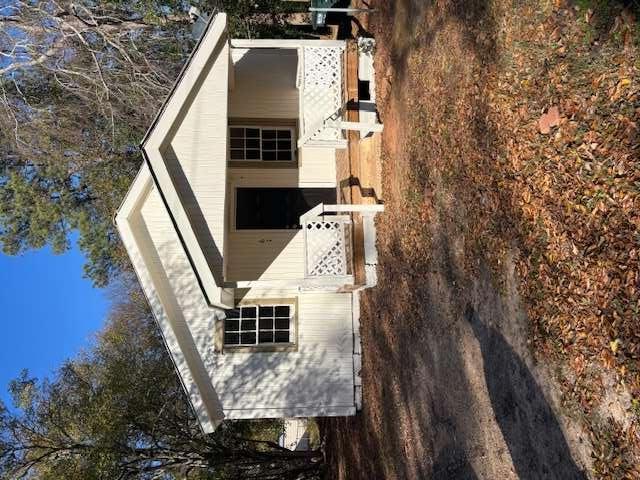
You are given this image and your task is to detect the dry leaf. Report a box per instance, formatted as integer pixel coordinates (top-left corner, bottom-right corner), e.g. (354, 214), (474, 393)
(539, 106), (561, 134)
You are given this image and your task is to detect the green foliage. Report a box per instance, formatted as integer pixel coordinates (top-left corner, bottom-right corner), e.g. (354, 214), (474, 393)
(204, 0), (309, 38)
(0, 0), (192, 286)
(0, 285), (323, 479)
(0, 0), (311, 287)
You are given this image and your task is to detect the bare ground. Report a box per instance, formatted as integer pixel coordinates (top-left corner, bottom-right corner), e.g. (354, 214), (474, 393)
(320, 0), (640, 478)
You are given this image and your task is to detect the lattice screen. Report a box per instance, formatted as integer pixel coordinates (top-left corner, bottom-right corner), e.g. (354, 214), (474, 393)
(304, 219), (350, 277)
(301, 46), (345, 145)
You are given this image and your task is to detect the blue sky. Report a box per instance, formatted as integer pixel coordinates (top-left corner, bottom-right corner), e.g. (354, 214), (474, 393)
(0, 239), (107, 407)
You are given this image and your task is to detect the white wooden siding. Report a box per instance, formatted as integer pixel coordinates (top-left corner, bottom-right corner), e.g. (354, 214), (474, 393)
(119, 172), (224, 432)
(142, 14), (230, 307)
(132, 182), (355, 419)
(229, 48), (299, 119)
(225, 168), (303, 282)
(298, 147), (337, 186)
(166, 39), (230, 283)
(140, 188), (220, 368)
(210, 292), (356, 414)
(224, 161), (337, 283)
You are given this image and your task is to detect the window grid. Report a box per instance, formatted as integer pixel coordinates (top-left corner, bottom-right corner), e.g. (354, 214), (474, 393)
(224, 305), (292, 346)
(229, 127), (294, 162)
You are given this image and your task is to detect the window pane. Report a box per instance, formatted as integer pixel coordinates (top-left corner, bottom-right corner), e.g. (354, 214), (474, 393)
(224, 333), (240, 345)
(274, 306), (290, 317)
(246, 128), (260, 138)
(226, 309), (241, 319)
(262, 151), (277, 161)
(277, 140), (291, 150)
(274, 331), (290, 343)
(242, 307), (257, 319)
(277, 150), (292, 161)
(275, 318), (290, 330)
(246, 149), (260, 160)
(230, 149), (244, 160)
(240, 332), (256, 344)
(262, 129), (277, 139)
(246, 139), (260, 149)
(258, 331), (274, 343)
(235, 188), (337, 230)
(230, 138), (244, 149)
(261, 140), (277, 151)
(225, 319), (240, 332)
(230, 128), (244, 137)
(259, 306), (274, 317)
(259, 318), (273, 330)
(241, 319), (256, 331)
(277, 130), (292, 139)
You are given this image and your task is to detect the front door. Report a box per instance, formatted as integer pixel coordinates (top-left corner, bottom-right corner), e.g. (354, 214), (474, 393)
(235, 187), (337, 230)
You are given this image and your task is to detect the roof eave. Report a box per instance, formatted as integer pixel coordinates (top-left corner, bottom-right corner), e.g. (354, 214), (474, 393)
(115, 165), (225, 433)
(137, 13), (232, 309)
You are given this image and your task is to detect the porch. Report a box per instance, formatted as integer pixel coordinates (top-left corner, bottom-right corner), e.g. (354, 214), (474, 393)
(229, 39), (382, 151)
(223, 38), (383, 291)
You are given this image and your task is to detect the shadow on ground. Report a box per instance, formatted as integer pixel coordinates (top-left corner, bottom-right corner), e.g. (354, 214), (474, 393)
(322, 228), (586, 479)
(466, 305), (586, 480)
(321, 0), (589, 478)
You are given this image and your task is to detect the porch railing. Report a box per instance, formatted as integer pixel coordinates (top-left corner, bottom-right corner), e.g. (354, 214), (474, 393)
(303, 216), (352, 277)
(297, 45), (348, 149)
(300, 204), (384, 280)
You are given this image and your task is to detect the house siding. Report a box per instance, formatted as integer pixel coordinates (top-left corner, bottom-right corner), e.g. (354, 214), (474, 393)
(161, 40), (229, 283)
(224, 159), (337, 283)
(128, 181), (223, 430)
(139, 187), (355, 417)
(298, 147), (337, 186)
(225, 168), (305, 282)
(210, 292), (356, 414)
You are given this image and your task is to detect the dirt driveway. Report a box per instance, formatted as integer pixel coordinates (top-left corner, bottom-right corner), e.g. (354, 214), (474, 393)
(322, 1), (595, 478)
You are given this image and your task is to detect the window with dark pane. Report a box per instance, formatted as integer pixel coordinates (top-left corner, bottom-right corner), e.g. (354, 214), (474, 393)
(224, 304), (292, 346)
(228, 126), (294, 162)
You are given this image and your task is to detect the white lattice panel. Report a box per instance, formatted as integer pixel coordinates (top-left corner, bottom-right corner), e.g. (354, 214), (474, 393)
(304, 219), (348, 277)
(301, 46), (345, 144)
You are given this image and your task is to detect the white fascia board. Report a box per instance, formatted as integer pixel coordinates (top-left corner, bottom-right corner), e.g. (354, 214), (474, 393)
(230, 39), (346, 49)
(115, 165), (224, 433)
(141, 13), (231, 309)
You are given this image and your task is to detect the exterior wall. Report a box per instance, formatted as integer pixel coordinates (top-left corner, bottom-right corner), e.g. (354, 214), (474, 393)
(137, 187), (356, 419)
(209, 291), (356, 417)
(224, 145), (338, 282)
(224, 46), (339, 283)
(127, 180), (224, 431)
(228, 46), (336, 186)
(164, 39), (229, 283)
(298, 147), (337, 186)
(225, 168), (304, 282)
(229, 48), (299, 119)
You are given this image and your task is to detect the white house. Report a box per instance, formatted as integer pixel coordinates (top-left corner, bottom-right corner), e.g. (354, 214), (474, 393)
(115, 12), (383, 433)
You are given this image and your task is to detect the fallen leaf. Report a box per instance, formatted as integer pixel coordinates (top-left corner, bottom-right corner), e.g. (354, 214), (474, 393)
(539, 106), (561, 134)
(610, 338), (621, 353)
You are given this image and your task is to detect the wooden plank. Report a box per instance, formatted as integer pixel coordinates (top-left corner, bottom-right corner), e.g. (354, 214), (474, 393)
(344, 40), (367, 287)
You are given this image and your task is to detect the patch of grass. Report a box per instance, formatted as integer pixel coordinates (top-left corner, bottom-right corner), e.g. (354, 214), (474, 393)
(306, 418), (321, 449)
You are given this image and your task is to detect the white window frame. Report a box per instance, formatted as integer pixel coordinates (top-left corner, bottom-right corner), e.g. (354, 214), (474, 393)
(223, 303), (296, 347)
(228, 126), (297, 162)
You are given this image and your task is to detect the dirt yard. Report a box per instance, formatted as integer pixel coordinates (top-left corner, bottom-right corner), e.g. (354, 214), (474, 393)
(322, 0), (640, 479)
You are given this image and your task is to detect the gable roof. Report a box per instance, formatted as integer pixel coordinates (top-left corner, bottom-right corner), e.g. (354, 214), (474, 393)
(140, 12), (231, 309)
(116, 165), (224, 433)
(115, 13), (233, 432)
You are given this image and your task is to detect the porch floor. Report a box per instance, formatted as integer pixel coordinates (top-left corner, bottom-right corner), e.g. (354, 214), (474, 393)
(335, 39), (384, 286)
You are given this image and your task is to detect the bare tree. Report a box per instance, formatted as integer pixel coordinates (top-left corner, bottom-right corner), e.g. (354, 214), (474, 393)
(0, 0), (194, 150)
